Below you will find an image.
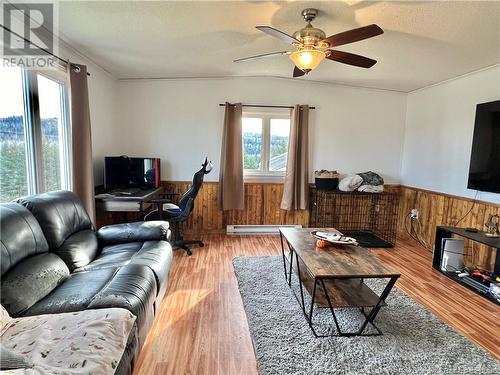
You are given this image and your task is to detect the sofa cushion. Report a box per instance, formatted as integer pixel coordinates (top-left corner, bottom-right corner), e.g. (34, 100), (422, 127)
(75, 240), (173, 305)
(53, 229), (99, 271)
(129, 240), (173, 304)
(24, 264), (157, 347)
(88, 264), (157, 346)
(1, 308), (135, 374)
(0, 203), (49, 276)
(1, 253), (70, 315)
(17, 190), (93, 250)
(0, 345), (33, 370)
(23, 268), (117, 316)
(75, 242), (143, 272)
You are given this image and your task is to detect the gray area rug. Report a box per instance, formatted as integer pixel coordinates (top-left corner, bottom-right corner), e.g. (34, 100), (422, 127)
(233, 256), (500, 375)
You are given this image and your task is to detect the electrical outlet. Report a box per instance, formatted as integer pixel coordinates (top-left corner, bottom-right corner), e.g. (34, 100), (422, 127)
(411, 208), (419, 219)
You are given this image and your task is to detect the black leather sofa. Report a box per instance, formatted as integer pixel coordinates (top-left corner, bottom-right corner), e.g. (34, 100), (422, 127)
(0, 191), (173, 374)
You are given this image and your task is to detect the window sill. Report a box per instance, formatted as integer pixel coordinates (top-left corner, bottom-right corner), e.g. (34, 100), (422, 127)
(244, 174), (285, 183)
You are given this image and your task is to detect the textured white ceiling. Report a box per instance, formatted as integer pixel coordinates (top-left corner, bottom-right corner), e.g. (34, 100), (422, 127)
(57, 0), (500, 92)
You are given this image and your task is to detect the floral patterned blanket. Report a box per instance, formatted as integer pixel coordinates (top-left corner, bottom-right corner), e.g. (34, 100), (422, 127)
(1, 308), (135, 374)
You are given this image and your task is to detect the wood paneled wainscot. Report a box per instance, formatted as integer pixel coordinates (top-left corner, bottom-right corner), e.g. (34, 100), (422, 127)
(161, 181), (309, 234)
(97, 181), (499, 274)
(397, 186), (500, 271)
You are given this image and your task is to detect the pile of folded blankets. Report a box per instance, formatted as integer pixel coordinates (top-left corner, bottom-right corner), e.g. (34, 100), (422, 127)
(338, 171), (384, 193)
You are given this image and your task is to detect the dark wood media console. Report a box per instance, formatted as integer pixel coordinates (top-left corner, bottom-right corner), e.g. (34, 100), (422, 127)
(434, 226), (500, 305)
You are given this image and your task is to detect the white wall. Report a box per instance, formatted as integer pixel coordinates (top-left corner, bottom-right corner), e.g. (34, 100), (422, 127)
(114, 77), (407, 183)
(86, 69), (119, 185)
(401, 65), (500, 204)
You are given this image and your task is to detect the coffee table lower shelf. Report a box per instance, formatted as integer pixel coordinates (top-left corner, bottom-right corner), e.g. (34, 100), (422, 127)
(283, 250), (396, 337)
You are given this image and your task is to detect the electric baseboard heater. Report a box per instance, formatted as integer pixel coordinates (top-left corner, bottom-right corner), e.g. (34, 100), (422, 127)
(227, 224), (302, 234)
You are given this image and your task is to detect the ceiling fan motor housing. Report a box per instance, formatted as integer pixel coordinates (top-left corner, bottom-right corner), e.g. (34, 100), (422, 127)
(293, 24), (327, 47)
(294, 9), (328, 48)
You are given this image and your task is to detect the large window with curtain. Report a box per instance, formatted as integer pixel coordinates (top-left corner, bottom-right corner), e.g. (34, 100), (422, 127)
(242, 109), (291, 181)
(0, 66), (71, 202)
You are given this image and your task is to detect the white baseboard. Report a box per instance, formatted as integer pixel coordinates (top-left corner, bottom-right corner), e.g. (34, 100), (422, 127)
(226, 224), (302, 234)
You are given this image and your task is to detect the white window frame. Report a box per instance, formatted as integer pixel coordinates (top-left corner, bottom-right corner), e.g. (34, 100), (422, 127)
(18, 67), (71, 195)
(38, 69), (72, 191)
(242, 109), (291, 183)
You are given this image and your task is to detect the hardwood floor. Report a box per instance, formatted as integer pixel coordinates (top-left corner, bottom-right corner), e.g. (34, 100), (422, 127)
(133, 235), (500, 375)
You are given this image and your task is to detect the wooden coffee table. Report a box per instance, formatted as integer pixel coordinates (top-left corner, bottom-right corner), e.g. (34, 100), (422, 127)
(279, 227), (401, 337)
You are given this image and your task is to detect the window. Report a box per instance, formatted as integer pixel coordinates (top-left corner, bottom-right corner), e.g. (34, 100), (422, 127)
(37, 74), (70, 192)
(242, 110), (291, 181)
(0, 67), (29, 201)
(242, 117), (263, 171)
(0, 66), (71, 202)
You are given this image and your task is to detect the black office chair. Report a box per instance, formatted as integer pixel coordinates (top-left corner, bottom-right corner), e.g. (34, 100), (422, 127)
(145, 157), (213, 255)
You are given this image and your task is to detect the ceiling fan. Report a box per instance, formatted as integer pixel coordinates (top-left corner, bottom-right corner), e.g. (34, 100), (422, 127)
(234, 8), (383, 77)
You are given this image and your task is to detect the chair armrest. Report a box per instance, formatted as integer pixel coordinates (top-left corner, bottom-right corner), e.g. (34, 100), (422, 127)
(149, 198), (171, 204)
(159, 192), (179, 198)
(97, 221), (170, 246)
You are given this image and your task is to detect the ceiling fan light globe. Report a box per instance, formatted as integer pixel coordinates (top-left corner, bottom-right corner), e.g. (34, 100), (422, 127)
(289, 49), (325, 71)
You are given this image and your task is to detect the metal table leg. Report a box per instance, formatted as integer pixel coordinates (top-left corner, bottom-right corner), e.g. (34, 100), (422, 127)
(308, 278), (317, 324)
(280, 232), (288, 281)
(294, 251), (307, 316)
(319, 279), (342, 335)
(293, 256), (322, 338)
(355, 276), (398, 334)
(288, 244), (294, 286)
(302, 276), (398, 337)
(326, 276), (398, 337)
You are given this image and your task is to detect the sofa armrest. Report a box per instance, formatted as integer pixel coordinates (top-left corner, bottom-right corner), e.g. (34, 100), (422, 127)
(97, 221), (170, 246)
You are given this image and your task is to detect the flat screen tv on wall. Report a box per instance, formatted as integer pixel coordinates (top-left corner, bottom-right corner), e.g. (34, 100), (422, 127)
(468, 100), (500, 194)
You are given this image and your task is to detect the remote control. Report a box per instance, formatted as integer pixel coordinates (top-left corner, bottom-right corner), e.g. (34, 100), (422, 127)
(465, 227), (478, 233)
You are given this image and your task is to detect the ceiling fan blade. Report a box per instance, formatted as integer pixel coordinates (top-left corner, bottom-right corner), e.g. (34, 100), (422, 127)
(327, 50), (377, 68)
(293, 66), (305, 78)
(323, 24), (383, 47)
(234, 51), (289, 63)
(256, 25), (300, 45)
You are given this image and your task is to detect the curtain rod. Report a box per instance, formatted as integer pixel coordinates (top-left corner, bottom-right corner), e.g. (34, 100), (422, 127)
(219, 104), (315, 110)
(0, 24), (91, 76)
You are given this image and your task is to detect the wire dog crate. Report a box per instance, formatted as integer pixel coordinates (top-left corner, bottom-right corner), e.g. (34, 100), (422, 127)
(310, 188), (400, 247)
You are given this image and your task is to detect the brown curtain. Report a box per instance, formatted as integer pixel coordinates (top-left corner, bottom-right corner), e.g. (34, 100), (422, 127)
(218, 102), (244, 210)
(281, 105), (309, 210)
(69, 63), (96, 223)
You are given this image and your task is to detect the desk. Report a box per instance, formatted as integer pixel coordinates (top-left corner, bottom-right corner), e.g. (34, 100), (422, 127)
(95, 187), (162, 220)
